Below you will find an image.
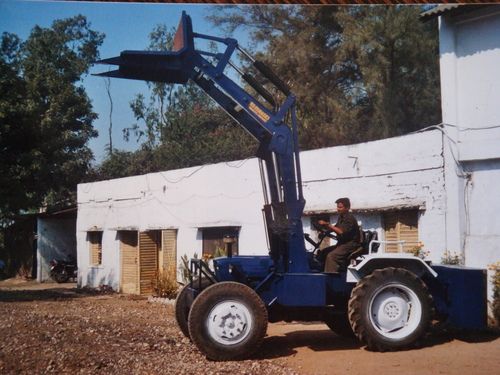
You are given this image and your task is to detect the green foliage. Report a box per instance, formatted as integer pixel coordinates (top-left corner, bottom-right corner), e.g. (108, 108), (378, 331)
(209, 5), (441, 150)
(179, 254), (190, 285)
(179, 253), (198, 285)
(96, 25), (255, 181)
(95, 6), (441, 180)
(214, 246), (227, 258)
(0, 16), (104, 221)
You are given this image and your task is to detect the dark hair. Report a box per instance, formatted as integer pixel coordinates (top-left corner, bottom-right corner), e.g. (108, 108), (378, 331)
(335, 197), (351, 209)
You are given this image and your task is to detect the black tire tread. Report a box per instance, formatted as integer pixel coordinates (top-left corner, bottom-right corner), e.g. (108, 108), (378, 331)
(348, 267), (433, 351)
(174, 278), (211, 338)
(174, 284), (193, 338)
(188, 282), (268, 361)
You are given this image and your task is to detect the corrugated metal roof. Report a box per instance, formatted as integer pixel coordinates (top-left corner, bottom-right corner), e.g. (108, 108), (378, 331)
(420, 4), (492, 22)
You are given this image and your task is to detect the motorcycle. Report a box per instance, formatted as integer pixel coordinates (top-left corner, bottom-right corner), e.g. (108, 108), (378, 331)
(49, 257), (77, 283)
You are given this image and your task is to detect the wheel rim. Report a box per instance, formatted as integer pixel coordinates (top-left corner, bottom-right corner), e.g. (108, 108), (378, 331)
(206, 300), (253, 345)
(369, 283), (422, 340)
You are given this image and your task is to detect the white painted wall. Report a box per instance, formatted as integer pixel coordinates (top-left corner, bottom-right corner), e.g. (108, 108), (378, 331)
(77, 158), (268, 288)
(77, 130), (447, 289)
(438, 6), (500, 304)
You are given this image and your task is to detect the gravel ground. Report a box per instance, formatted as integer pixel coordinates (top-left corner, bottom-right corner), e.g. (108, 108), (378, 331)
(0, 284), (296, 375)
(2, 280), (499, 375)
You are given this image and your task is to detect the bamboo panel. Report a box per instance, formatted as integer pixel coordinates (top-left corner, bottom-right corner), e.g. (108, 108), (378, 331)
(120, 231), (138, 294)
(139, 231), (159, 295)
(162, 229), (177, 271)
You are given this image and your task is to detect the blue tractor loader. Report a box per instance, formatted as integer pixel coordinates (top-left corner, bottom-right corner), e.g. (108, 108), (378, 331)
(96, 12), (487, 361)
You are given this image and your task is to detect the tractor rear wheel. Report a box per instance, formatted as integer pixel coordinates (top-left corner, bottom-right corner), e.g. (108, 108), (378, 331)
(188, 282), (268, 361)
(348, 267), (432, 351)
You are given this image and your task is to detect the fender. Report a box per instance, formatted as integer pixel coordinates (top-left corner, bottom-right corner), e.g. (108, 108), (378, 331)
(346, 253), (437, 283)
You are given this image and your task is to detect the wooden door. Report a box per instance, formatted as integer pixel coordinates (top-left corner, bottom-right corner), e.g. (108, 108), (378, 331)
(120, 231), (139, 294)
(161, 229), (177, 272)
(139, 231), (159, 295)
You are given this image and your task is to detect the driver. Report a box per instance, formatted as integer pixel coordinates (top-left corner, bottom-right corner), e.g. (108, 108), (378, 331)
(318, 197), (360, 273)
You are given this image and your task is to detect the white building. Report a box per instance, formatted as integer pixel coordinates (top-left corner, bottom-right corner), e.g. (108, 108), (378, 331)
(76, 130), (446, 293)
(422, 4), (500, 290)
(68, 5), (500, 302)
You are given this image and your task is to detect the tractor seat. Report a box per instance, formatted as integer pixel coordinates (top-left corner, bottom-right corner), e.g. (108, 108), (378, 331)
(348, 246), (366, 264)
(348, 229), (379, 265)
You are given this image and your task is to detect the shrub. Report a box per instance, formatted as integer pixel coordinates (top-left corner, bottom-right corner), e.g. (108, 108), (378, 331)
(408, 242), (430, 260)
(179, 253), (199, 285)
(153, 267), (179, 299)
(214, 246), (227, 258)
(441, 250), (464, 265)
(489, 262), (500, 327)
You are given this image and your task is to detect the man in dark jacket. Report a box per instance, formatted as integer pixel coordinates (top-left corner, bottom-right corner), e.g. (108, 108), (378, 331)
(318, 197), (360, 273)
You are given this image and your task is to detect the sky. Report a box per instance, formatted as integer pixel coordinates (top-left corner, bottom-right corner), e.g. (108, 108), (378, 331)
(0, 0), (252, 163)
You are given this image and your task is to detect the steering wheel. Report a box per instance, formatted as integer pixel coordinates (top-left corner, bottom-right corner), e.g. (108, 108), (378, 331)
(308, 222), (337, 257)
(312, 222), (337, 240)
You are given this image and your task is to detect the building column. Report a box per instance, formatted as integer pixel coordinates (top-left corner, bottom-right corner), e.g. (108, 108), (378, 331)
(439, 17), (467, 260)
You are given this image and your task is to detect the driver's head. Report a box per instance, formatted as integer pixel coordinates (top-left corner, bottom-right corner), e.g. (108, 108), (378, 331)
(335, 197), (351, 214)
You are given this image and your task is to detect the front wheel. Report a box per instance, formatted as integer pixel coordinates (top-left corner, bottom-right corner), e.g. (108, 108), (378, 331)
(348, 267), (432, 351)
(188, 282), (268, 361)
(175, 278), (211, 338)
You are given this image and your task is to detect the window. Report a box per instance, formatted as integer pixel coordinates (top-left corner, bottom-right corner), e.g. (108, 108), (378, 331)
(88, 231), (103, 265)
(383, 210), (419, 253)
(202, 227), (239, 257)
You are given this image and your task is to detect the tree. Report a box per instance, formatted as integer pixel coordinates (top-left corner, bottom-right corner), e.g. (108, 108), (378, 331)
(0, 16), (104, 221)
(210, 6), (358, 148)
(336, 6), (441, 139)
(97, 25), (255, 180)
(209, 5), (441, 149)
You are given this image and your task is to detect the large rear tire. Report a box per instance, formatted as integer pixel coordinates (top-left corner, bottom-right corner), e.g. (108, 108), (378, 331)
(348, 267), (432, 351)
(188, 282), (268, 361)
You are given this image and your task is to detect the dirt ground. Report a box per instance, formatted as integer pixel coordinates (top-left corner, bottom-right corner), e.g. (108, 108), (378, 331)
(1, 279), (499, 375)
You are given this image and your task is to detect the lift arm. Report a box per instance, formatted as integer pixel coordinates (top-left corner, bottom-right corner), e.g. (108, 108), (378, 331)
(95, 12), (309, 272)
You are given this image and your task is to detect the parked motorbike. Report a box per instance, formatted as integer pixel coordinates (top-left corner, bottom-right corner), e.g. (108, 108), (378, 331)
(49, 258), (77, 283)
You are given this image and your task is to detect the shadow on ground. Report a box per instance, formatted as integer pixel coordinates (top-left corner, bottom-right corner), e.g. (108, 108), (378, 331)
(253, 324), (500, 359)
(254, 328), (361, 359)
(0, 287), (115, 302)
(425, 324), (500, 347)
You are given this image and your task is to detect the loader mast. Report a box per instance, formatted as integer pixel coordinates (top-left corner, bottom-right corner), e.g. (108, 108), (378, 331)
(95, 11), (308, 272)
